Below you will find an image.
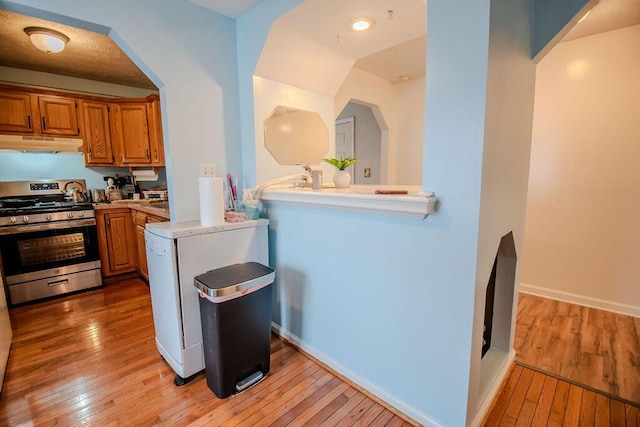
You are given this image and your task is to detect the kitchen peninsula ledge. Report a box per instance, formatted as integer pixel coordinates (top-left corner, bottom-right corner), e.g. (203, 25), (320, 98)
(260, 185), (437, 219)
(93, 202), (170, 219)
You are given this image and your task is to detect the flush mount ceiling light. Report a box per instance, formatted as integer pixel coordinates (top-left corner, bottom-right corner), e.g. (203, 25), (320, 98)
(24, 27), (69, 54)
(350, 18), (375, 32)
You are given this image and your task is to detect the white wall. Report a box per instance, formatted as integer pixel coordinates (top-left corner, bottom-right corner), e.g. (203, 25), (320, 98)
(470, 0), (536, 421)
(255, 24), (354, 97)
(253, 76), (334, 184)
(241, 0), (537, 425)
(337, 102), (381, 185)
(394, 77), (425, 185)
(5, 0), (242, 222)
(521, 25), (640, 315)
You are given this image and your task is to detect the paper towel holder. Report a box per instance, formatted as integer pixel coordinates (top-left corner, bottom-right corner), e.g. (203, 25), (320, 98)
(129, 167), (159, 182)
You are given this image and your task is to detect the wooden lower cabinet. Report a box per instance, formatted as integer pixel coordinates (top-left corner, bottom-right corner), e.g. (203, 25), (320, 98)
(96, 209), (137, 277)
(132, 209), (166, 280)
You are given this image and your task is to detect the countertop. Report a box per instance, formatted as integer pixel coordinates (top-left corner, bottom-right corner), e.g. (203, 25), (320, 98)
(260, 185), (437, 220)
(93, 201), (170, 219)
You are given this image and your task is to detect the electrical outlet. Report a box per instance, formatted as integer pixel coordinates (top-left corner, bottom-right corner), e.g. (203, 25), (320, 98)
(200, 164), (216, 177)
(364, 168), (371, 178)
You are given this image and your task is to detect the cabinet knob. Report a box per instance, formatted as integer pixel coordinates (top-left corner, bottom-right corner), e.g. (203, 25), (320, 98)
(88, 149), (93, 160)
(41, 117), (46, 130)
(27, 115), (31, 129)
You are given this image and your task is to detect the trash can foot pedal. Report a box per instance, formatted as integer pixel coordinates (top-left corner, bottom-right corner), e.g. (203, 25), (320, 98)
(235, 371), (265, 393)
(174, 374), (187, 386)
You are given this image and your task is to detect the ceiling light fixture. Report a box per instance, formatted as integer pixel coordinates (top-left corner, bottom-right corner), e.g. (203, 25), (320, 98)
(24, 27), (69, 54)
(351, 18), (375, 32)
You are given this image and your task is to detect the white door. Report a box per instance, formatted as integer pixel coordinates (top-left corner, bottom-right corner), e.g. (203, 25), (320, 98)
(335, 117), (355, 183)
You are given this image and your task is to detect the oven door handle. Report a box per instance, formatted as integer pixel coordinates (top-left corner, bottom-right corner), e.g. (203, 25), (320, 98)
(0, 218), (97, 235)
(48, 279), (69, 287)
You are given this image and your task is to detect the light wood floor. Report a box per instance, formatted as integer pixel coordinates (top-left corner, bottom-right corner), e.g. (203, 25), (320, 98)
(514, 293), (640, 404)
(482, 364), (640, 426)
(0, 277), (414, 426)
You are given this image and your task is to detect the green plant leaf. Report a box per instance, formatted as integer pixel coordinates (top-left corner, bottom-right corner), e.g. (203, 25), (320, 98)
(323, 157), (357, 170)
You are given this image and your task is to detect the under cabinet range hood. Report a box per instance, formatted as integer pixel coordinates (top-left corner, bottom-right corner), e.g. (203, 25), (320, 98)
(0, 135), (83, 153)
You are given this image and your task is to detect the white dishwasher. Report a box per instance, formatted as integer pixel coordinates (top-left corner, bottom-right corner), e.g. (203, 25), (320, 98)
(145, 219), (269, 385)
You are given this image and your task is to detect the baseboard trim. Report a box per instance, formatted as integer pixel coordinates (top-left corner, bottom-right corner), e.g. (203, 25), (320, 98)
(271, 323), (442, 427)
(519, 283), (640, 318)
(470, 350), (516, 427)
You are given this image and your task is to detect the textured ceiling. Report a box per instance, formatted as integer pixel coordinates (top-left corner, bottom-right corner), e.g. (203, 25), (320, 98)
(0, 9), (156, 90)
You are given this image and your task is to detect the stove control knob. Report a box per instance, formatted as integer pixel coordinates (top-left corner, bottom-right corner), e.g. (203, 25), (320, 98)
(77, 211), (84, 218)
(22, 216), (29, 223)
(67, 212), (74, 219)
(9, 217), (17, 224)
(45, 214), (53, 221)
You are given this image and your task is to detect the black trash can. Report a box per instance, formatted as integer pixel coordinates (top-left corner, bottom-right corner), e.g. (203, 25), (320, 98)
(194, 262), (275, 398)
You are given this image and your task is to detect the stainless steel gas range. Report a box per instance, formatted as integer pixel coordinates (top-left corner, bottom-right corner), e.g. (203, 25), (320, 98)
(0, 180), (102, 305)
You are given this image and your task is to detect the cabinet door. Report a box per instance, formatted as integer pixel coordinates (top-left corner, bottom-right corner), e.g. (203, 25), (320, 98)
(112, 103), (151, 165)
(0, 92), (33, 134)
(101, 211), (137, 276)
(147, 98), (165, 166)
(136, 224), (149, 280)
(82, 101), (114, 165)
(38, 96), (80, 136)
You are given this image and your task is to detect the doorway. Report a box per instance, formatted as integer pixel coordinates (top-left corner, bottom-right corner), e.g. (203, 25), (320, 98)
(336, 102), (381, 185)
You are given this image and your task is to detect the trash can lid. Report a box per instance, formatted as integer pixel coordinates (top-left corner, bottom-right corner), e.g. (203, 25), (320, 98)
(194, 262), (275, 300)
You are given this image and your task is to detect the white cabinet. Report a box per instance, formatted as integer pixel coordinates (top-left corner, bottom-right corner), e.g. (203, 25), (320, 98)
(145, 220), (269, 383)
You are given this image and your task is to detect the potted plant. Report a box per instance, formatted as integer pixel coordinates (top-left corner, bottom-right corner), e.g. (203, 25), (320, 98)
(323, 157), (357, 188)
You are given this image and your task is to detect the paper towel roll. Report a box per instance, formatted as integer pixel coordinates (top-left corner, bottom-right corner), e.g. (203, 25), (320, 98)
(199, 177), (225, 226)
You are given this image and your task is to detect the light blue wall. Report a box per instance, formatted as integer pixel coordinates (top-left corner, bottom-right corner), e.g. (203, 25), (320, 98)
(0, 152), (167, 191)
(532, 0), (592, 59)
(241, 0), (496, 425)
(2, 0), (240, 222)
(236, 0), (304, 188)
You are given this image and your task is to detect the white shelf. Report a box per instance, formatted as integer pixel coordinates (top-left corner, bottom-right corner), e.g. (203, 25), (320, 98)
(260, 185), (437, 220)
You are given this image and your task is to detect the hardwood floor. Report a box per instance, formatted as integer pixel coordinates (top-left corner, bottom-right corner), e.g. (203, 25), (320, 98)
(483, 293), (640, 426)
(514, 293), (640, 405)
(0, 277), (415, 426)
(482, 364), (640, 426)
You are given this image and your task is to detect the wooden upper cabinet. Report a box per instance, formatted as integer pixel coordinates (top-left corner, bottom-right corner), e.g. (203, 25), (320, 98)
(82, 101), (114, 165)
(37, 96), (80, 136)
(111, 103), (152, 165)
(0, 92), (34, 134)
(147, 97), (165, 166)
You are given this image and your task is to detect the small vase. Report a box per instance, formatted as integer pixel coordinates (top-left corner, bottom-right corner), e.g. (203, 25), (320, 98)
(333, 170), (351, 188)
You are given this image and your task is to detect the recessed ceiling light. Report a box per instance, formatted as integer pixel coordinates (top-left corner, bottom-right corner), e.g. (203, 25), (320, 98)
(24, 27), (69, 54)
(351, 18), (375, 32)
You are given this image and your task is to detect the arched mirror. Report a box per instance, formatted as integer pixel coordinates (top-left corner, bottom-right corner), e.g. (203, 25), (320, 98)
(264, 105), (329, 165)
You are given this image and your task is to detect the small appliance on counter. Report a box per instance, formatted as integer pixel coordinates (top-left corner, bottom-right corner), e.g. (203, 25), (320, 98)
(90, 188), (106, 203)
(106, 178), (123, 202)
